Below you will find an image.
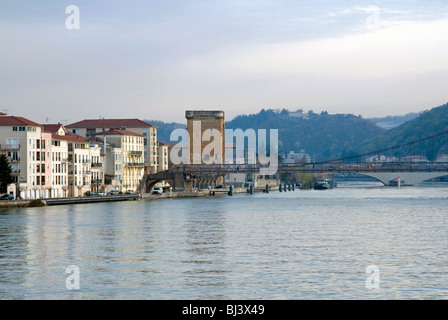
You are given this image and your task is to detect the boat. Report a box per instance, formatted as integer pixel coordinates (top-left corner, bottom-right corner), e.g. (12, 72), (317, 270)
(313, 178), (334, 190)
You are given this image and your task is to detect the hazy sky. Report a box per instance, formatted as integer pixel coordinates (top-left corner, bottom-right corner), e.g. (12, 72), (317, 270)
(1, 0), (448, 124)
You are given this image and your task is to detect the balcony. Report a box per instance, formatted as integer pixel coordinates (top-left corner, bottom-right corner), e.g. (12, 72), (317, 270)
(129, 151), (143, 156)
(91, 163), (103, 168)
(0, 144), (20, 151)
(126, 162), (145, 167)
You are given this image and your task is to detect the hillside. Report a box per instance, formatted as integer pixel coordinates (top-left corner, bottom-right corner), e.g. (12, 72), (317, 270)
(145, 120), (186, 144)
(225, 109), (385, 162)
(348, 102), (448, 161)
(369, 112), (420, 129)
(148, 109), (385, 162)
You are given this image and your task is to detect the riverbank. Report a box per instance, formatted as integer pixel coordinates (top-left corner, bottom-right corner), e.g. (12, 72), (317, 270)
(142, 187), (257, 200)
(0, 187), (273, 208)
(0, 199), (46, 208)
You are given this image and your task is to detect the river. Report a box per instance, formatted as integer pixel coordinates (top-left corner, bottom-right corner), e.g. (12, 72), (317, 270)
(1, 181), (447, 300)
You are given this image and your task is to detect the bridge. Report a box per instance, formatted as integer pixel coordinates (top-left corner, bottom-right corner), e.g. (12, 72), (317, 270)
(139, 161), (448, 193)
(139, 129), (448, 193)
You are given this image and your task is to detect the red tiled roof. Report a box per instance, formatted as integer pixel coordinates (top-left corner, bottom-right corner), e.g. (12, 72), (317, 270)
(43, 124), (65, 133)
(51, 132), (89, 143)
(95, 129), (144, 137)
(0, 116), (42, 127)
(66, 118), (156, 128)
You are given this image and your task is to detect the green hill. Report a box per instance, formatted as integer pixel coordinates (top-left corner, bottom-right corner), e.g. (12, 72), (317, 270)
(225, 109), (385, 162)
(145, 120), (186, 144)
(348, 102), (448, 161)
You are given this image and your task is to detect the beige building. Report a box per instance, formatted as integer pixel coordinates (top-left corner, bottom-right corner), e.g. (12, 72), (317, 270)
(105, 146), (123, 191)
(89, 144), (104, 193)
(44, 125), (70, 198)
(44, 124), (106, 197)
(158, 142), (169, 172)
(95, 129), (144, 193)
(67, 119), (158, 174)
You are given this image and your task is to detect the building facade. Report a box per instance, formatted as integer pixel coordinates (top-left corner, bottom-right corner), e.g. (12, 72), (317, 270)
(95, 129), (144, 193)
(67, 119), (158, 174)
(0, 116), (53, 199)
(185, 110), (225, 165)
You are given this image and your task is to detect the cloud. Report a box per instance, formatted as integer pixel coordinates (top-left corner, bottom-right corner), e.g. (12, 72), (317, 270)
(212, 19), (448, 78)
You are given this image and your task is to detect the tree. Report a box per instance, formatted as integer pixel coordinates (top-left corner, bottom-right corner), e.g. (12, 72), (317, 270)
(0, 154), (14, 192)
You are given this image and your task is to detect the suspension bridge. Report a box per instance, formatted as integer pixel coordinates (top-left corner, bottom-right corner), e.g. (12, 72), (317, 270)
(140, 129), (448, 192)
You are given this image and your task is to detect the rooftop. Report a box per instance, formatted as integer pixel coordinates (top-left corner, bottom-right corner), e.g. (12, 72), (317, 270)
(67, 118), (156, 129)
(50, 132), (89, 143)
(0, 116), (42, 127)
(95, 129), (144, 137)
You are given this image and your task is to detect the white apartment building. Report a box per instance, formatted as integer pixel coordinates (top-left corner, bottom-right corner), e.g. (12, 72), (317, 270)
(0, 116), (53, 199)
(45, 126), (69, 198)
(67, 119), (158, 174)
(158, 142), (169, 172)
(95, 129), (144, 193)
(89, 144), (104, 193)
(105, 146), (123, 191)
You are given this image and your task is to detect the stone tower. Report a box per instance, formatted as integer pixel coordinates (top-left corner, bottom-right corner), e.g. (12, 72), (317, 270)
(185, 110), (225, 165)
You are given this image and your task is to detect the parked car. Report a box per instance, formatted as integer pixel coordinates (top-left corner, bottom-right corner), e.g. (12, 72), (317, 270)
(98, 192), (107, 196)
(1, 194), (14, 200)
(126, 190), (135, 194)
(202, 185), (212, 190)
(109, 190), (122, 195)
(215, 185), (228, 189)
(152, 187), (163, 195)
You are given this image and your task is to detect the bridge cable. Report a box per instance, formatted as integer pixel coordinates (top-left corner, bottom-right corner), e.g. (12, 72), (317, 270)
(315, 130), (448, 164)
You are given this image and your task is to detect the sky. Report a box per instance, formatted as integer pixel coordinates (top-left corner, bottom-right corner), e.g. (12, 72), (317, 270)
(1, 0), (448, 124)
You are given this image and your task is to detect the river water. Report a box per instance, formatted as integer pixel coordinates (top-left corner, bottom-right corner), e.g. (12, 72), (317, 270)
(1, 181), (447, 300)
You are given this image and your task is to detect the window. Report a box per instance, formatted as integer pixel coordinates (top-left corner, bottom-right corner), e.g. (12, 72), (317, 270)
(13, 127), (18, 132)
(6, 138), (19, 148)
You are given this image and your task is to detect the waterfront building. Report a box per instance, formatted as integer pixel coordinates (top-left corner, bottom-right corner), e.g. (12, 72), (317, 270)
(67, 119), (158, 174)
(104, 146), (123, 191)
(0, 116), (53, 199)
(44, 124), (105, 197)
(157, 142), (169, 172)
(44, 124), (69, 198)
(95, 129), (144, 193)
(89, 144), (104, 193)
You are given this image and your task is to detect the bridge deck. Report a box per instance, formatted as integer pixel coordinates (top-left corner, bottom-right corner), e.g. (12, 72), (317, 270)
(178, 162), (448, 174)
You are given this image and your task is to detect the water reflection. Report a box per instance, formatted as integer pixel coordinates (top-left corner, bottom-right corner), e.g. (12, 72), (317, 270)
(0, 182), (447, 299)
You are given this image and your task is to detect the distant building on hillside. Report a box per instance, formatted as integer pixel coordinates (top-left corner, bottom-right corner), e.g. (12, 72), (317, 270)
(288, 109), (308, 119)
(366, 155), (399, 162)
(400, 155), (428, 162)
(282, 151), (311, 164)
(436, 154), (448, 162)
